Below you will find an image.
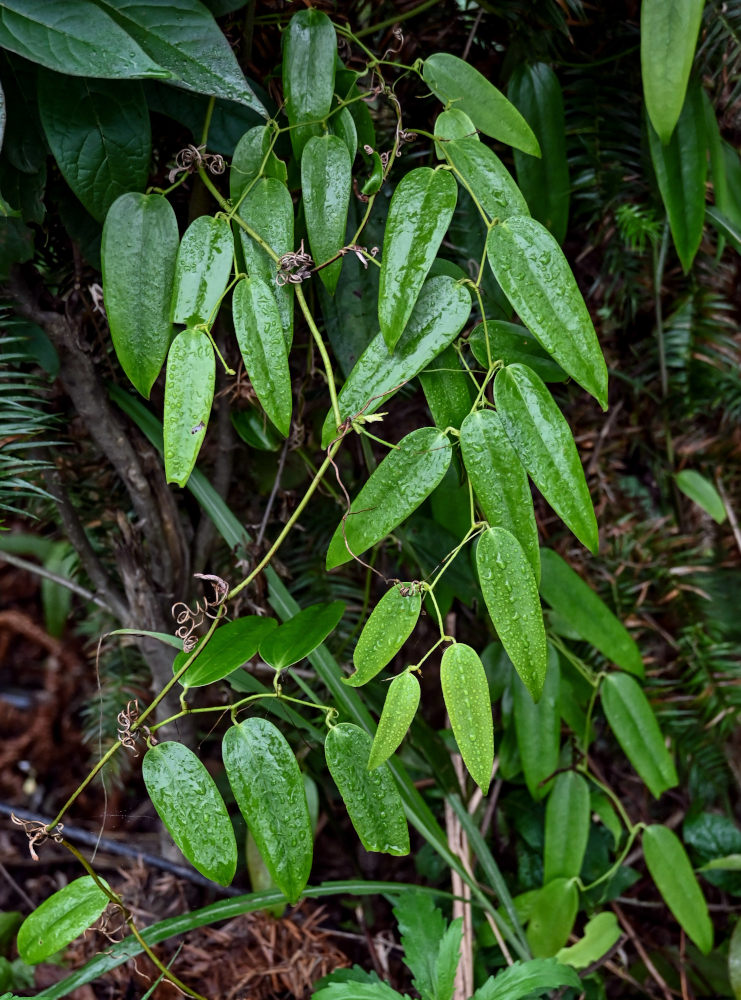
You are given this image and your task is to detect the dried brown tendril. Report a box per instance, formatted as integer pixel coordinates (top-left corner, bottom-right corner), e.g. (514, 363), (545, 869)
(276, 239), (314, 286)
(339, 244), (380, 269)
(168, 144), (225, 183)
(11, 814), (64, 861)
(117, 699), (156, 756)
(171, 573), (229, 652)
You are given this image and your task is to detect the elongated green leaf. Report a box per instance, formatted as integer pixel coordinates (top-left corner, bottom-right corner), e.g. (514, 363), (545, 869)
(526, 878), (578, 958)
(17, 876), (109, 965)
(477, 527), (547, 700)
(321, 275), (471, 447)
(347, 583), (422, 687)
(556, 913), (621, 970)
(232, 275), (292, 436)
(675, 469), (727, 523)
(461, 409), (539, 580)
(368, 671), (421, 770)
(259, 600), (345, 671)
(172, 215), (233, 327)
(544, 771), (590, 882)
(142, 741), (237, 885)
(486, 221), (607, 408)
(434, 108), (478, 158)
(641, 0), (705, 144)
(0, 0), (168, 79)
(172, 615), (277, 688)
(237, 177), (294, 347)
(494, 365), (599, 553)
(326, 427), (452, 569)
(379, 167), (458, 350)
(302, 134), (351, 294)
(444, 137), (529, 223)
(230, 125), (286, 203)
(101, 192), (178, 398)
(643, 825), (713, 954)
(469, 321), (567, 383)
(325, 723), (410, 855)
(223, 718), (312, 903)
(706, 204), (741, 255)
(329, 105), (358, 163)
(108, 628), (183, 649)
(473, 958), (581, 1000)
(436, 919), (464, 1000)
(513, 645), (560, 800)
(440, 643), (494, 793)
(163, 328), (215, 486)
(283, 8), (336, 159)
(539, 548), (644, 676)
(37, 72), (150, 222)
(418, 343), (474, 433)
(423, 53), (540, 157)
(601, 672), (678, 798)
(648, 80), (707, 272)
(94, 0), (266, 113)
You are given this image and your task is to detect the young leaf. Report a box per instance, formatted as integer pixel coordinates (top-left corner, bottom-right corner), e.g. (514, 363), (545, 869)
(101, 192), (178, 398)
(259, 600), (345, 671)
(324, 723), (410, 855)
(230, 125), (286, 203)
(643, 824), (713, 954)
(526, 878), (579, 958)
(469, 321), (567, 383)
(223, 718), (312, 903)
(601, 672), (678, 798)
(556, 912), (621, 970)
(347, 583), (422, 687)
(368, 671), (421, 770)
(172, 215), (233, 327)
(418, 343), (474, 432)
(544, 771), (590, 882)
(641, 0), (705, 144)
(539, 548), (644, 677)
(232, 275), (292, 436)
(17, 876), (110, 965)
(494, 365), (599, 554)
(378, 168), (458, 350)
(423, 53), (540, 156)
(325, 427), (452, 570)
(142, 741), (237, 886)
(435, 919), (464, 1000)
(38, 71), (150, 223)
(172, 615), (278, 689)
(302, 134), (352, 294)
(444, 136), (529, 222)
(440, 643), (494, 793)
(675, 469), (727, 523)
(283, 8), (337, 159)
(460, 409), (539, 580)
(512, 646), (560, 800)
(163, 328), (215, 486)
(476, 527), (547, 700)
(321, 276), (471, 447)
(486, 220), (608, 408)
(393, 891), (446, 1000)
(472, 958), (581, 1000)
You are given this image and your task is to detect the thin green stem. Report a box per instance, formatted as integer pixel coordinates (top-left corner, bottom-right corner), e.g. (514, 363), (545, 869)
(578, 823), (643, 894)
(427, 523), (486, 592)
(412, 634), (449, 671)
(200, 96), (216, 147)
(47, 744), (120, 831)
(295, 285), (342, 431)
(581, 769), (635, 834)
(423, 584), (447, 639)
(197, 166), (280, 263)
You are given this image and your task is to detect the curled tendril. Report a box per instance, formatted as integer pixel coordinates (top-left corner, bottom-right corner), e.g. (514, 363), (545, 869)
(339, 244), (380, 269)
(171, 573), (229, 652)
(117, 699), (156, 756)
(276, 239), (314, 286)
(11, 814), (64, 861)
(168, 144), (225, 183)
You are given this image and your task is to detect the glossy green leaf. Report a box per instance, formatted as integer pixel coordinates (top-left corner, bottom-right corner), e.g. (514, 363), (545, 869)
(163, 328), (215, 486)
(223, 718), (312, 903)
(469, 321), (567, 382)
(675, 469), (727, 523)
(544, 771), (590, 882)
(508, 63), (569, 244)
(643, 824), (713, 954)
(230, 126), (285, 203)
(0, 0), (168, 79)
(494, 365), (599, 554)
(368, 671), (421, 770)
(326, 427), (452, 569)
(232, 275), (292, 436)
(539, 548), (644, 676)
(472, 958), (581, 1000)
(321, 276), (471, 447)
(423, 53), (540, 156)
(283, 8), (336, 159)
(324, 723), (410, 855)
(142, 741), (237, 885)
(17, 876), (109, 965)
(37, 72), (150, 223)
(512, 645), (560, 800)
(486, 220), (607, 408)
(94, 0), (266, 113)
(328, 105), (358, 163)
(699, 854), (741, 872)
(172, 215), (233, 327)
(172, 615), (277, 688)
(556, 912), (621, 970)
(601, 672), (678, 798)
(302, 134), (352, 294)
(476, 527), (547, 700)
(440, 643), (494, 793)
(347, 583), (422, 687)
(259, 600), (345, 670)
(418, 343), (474, 432)
(434, 108), (478, 159)
(231, 407), (283, 451)
(101, 192), (178, 398)
(526, 878), (578, 958)
(648, 80), (707, 272)
(379, 167), (458, 350)
(729, 917), (741, 1000)
(641, 0), (705, 144)
(237, 177), (294, 347)
(444, 136), (529, 223)
(461, 409), (539, 580)
(393, 891), (447, 1000)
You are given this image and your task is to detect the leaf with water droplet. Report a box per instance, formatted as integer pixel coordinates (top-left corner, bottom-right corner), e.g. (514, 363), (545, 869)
(17, 876), (110, 965)
(368, 670), (420, 770)
(444, 136), (529, 222)
(440, 643), (494, 793)
(346, 583), (422, 687)
(163, 328), (215, 487)
(283, 8), (336, 159)
(171, 215), (233, 328)
(230, 125), (286, 204)
(302, 134), (351, 294)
